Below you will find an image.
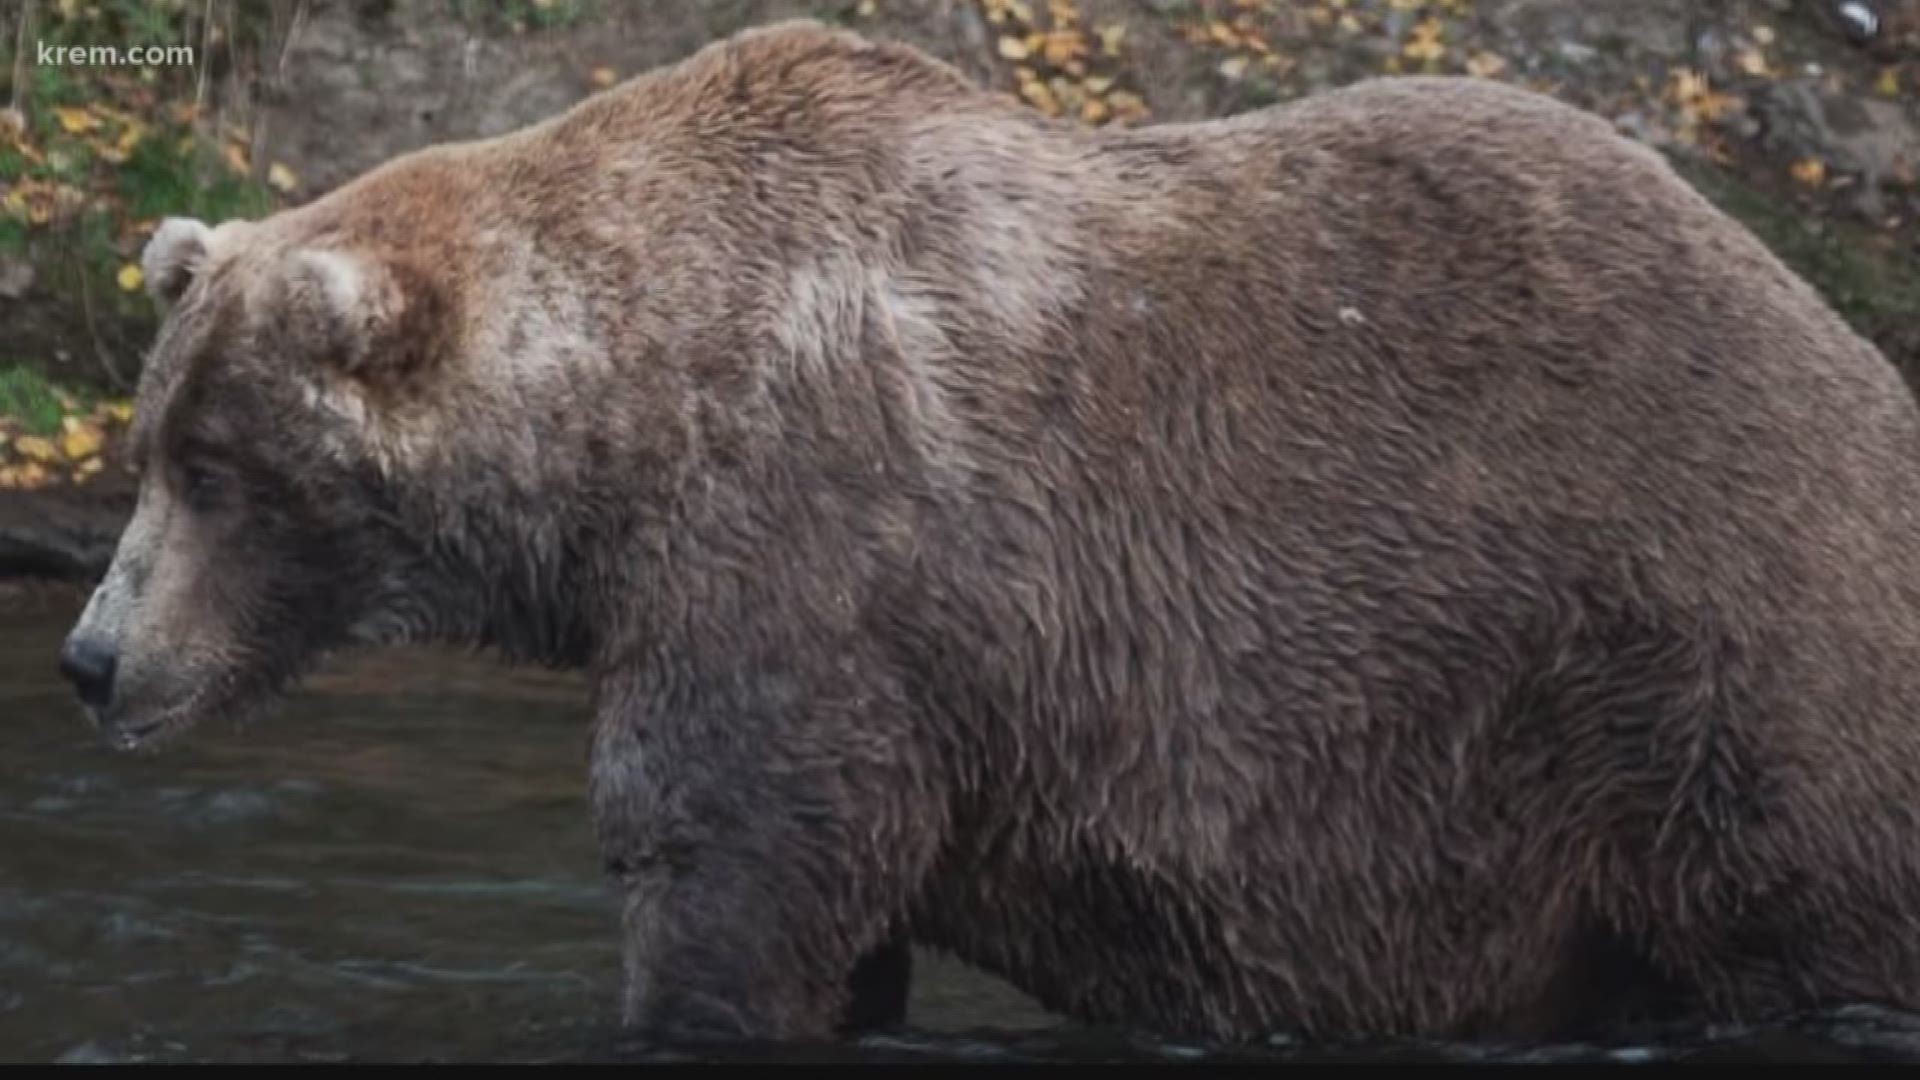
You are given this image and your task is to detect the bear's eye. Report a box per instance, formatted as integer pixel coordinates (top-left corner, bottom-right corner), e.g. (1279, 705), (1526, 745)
(179, 463), (224, 510)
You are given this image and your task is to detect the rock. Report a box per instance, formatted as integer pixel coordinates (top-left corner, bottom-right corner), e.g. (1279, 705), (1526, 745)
(1816, 1), (1920, 58)
(1838, 1), (1883, 45)
(1556, 40), (1599, 64)
(1758, 77), (1920, 218)
(1694, 27), (1731, 72)
(1612, 110), (1670, 148)
(0, 254), (33, 301)
(260, 1), (980, 199)
(1478, 0), (1694, 66)
(0, 480), (133, 582)
(261, 6), (587, 196)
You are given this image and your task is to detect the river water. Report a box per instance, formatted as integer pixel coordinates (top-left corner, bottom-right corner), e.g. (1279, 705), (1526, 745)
(0, 587), (1049, 1062)
(7, 585), (1920, 1063)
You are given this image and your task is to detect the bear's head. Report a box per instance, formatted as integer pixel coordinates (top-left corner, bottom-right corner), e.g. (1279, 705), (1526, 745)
(56, 208), (548, 750)
(54, 20), (1008, 749)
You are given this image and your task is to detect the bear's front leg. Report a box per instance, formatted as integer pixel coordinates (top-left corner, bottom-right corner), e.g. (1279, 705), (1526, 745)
(588, 664), (938, 1044)
(839, 923), (913, 1035)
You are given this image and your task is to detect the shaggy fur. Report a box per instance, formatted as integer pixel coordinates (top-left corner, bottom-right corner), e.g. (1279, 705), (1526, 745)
(63, 19), (1920, 1044)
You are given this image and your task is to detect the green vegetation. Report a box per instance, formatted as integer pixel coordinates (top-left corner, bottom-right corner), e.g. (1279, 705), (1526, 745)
(0, 363), (79, 439)
(2, 0), (282, 347)
(1674, 155), (1920, 374)
(0, 0), (620, 441)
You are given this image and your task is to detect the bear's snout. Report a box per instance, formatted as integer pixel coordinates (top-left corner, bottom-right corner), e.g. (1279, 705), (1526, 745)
(56, 633), (118, 712)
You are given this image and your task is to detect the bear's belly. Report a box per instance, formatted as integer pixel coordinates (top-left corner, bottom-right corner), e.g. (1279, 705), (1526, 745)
(909, 843), (1257, 1035)
(904, 819), (1637, 1043)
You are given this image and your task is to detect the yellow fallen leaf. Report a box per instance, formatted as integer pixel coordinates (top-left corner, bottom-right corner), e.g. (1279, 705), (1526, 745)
(223, 141), (249, 176)
(590, 66), (618, 88)
(1107, 90), (1148, 123)
(1079, 98), (1109, 125)
(268, 162), (299, 192)
(101, 400), (135, 425)
(1018, 77), (1060, 115)
(1403, 18), (1445, 62)
(1041, 29), (1087, 67)
(53, 106), (100, 134)
(1736, 48), (1771, 78)
(13, 435), (60, 464)
(89, 102), (136, 125)
(1219, 57), (1250, 81)
(117, 262), (144, 292)
(998, 35), (1030, 61)
(1878, 68), (1901, 97)
(1097, 23), (1127, 56)
(60, 418), (103, 460)
(74, 456), (105, 481)
(100, 119), (145, 163)
(983, 0), (1034, 27)
(1791, 156), (1827, 187)
(1669, 68), (1710, 103)
(1466, 51), (1507, 79)
(1084, 75), (1114, 95)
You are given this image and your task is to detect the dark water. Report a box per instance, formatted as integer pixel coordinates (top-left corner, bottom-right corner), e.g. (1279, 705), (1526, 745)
(0, 588), (1046, 1062)
(8, 587), (1920, 1063)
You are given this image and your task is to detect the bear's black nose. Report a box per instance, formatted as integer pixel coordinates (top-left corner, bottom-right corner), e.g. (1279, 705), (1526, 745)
(58, 636), (118, 711)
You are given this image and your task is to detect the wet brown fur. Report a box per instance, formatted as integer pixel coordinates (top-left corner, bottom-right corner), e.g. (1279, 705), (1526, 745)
(77, 19), (1920, 1045)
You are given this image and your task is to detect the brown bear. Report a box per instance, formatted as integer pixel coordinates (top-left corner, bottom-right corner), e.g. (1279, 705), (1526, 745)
(56, 17), (1920, 1047)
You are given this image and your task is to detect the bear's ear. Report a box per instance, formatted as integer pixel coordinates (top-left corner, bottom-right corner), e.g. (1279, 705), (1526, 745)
(278, 249), (387, 375)
(273, 247), (435, 381)
(142, 217), (213, 307)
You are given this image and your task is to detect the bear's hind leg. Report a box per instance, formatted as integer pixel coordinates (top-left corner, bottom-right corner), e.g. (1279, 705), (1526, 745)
(1638, 835), (1920, 1027)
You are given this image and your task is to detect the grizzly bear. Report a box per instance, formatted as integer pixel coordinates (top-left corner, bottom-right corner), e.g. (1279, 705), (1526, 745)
(56, 18), (1920, 1047)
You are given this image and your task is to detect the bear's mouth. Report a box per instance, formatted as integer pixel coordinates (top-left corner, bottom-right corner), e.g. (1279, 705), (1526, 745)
(97, 691), (213, 752)
(94, 669), (281, 753)
(106, 715), (176, 751)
